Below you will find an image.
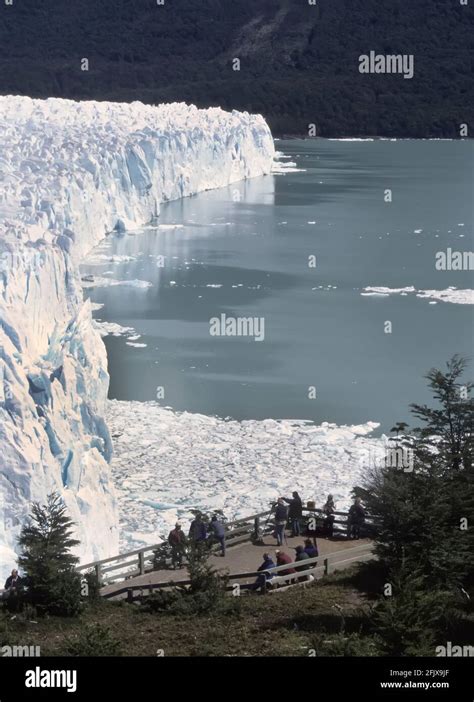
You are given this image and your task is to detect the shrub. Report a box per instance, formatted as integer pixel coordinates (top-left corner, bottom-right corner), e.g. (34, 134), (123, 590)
(66, 623), (122, 656)
(81, 570), (101, 602)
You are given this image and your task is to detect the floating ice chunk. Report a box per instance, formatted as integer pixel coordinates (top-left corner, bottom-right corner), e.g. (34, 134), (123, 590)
(93, 321), (136, 337)
(363, 286), (416, 295)
(82, 277), (152, 289)
(416, 288), (474, 305)
(362, 285), (473, 305)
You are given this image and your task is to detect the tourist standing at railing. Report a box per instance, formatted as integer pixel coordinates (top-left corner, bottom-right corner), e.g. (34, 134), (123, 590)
(282, 491), (303, 536)
(347, 497), (366, 540)
(188, 513), (207, 543)
(322, 494), (336, 538)
(209, 515), (226, 556)
(273, 498), (289, 546)
(168, 523), (187, 569)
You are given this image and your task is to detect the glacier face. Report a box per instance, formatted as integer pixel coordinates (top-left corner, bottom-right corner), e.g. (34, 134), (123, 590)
(0, 96), (275, 579)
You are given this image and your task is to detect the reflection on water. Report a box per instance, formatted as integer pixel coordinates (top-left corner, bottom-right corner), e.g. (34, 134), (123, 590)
(81, 139), (474, 434)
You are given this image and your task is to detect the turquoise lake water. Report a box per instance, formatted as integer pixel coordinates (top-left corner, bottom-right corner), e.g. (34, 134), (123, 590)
(82, 139), (474, 434)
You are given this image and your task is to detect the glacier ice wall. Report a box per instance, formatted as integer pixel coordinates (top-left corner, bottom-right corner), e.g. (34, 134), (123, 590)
(0, 96), (275, 578)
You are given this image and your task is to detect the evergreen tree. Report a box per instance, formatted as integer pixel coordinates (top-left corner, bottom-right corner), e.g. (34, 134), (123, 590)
(179, 541), (228, 612)
(410, 355), (473, 471)
(18, 492), (82, 616)
(358, 357), (474, 655)
(362, 357), (473, 591)
(370, 571), (455, 656)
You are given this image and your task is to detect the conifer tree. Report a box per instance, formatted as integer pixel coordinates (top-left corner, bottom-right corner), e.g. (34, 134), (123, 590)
(362, 357), (473, 590)
(18, 492), (82, 616)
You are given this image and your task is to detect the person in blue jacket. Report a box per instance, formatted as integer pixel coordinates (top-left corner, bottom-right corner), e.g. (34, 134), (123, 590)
(303, 538), (318, 559)
(209, 515), (226, 556)
(253, 553), (275, 592)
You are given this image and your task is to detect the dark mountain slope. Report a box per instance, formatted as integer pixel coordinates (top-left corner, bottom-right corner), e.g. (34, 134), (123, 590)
(0, 0), (472, 136)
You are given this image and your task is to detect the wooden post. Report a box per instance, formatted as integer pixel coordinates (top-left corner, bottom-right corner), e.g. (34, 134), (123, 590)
(95, 563), (102, 585)
(138, 551), (145, 575)
(127, 588), (133, 604)
(324, 558), (329, 576)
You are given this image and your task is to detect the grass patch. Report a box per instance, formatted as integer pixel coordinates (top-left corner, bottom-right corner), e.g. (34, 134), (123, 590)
(0, 576), (369, 657)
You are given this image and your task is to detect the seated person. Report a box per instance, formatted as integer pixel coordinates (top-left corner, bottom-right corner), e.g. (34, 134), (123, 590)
(295, 545), (312, 581)
(253, 553), (276, 592)
(303, 538), (318, 559)
(2, 569), (23, 600)
(275, 550), (297, 577)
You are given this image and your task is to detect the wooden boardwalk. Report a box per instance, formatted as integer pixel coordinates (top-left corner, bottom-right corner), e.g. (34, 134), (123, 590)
(74, 507), (377, 599)
(101, 533), (373, 599)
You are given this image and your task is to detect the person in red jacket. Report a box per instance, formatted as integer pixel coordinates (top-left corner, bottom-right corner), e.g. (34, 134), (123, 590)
(275, 550), (296, 576)
(168, 523), (187, 569)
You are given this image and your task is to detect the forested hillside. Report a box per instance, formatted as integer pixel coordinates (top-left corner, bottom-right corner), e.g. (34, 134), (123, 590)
(0, 0), (472, 136)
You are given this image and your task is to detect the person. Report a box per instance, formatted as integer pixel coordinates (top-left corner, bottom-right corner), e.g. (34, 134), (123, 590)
(322, 494), (336, 538)
(209, 515), (226, 556)
(305, 507), (319, 548)
(168, 523), (187, 569)
(2, 569), (23, 602)
(275, 550), (296, 576)
(253, 553), (276, 593)
(303, 538), (318, 559)
(347, 497), (366, 540)
(252, 516), (265, 545)
(295, 545), (313, 582)
(188, 513), (207, 543)
(273, 498), (289, 546)
(283, 491), (303, 537)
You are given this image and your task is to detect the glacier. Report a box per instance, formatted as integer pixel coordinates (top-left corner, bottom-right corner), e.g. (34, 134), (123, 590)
(0, 96), (275, 580)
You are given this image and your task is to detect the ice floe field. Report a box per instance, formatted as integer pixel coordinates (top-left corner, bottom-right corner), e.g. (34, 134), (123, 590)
(107, 399), (385, 551)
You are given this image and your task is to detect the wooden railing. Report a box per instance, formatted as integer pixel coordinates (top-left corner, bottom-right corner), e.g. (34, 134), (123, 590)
(102, 542), (375, 602)
(77, 509), (273, 586)
(76, 506), (378, 588)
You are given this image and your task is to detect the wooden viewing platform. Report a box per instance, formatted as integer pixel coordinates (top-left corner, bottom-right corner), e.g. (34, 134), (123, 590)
(75, 507), (377, 600)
